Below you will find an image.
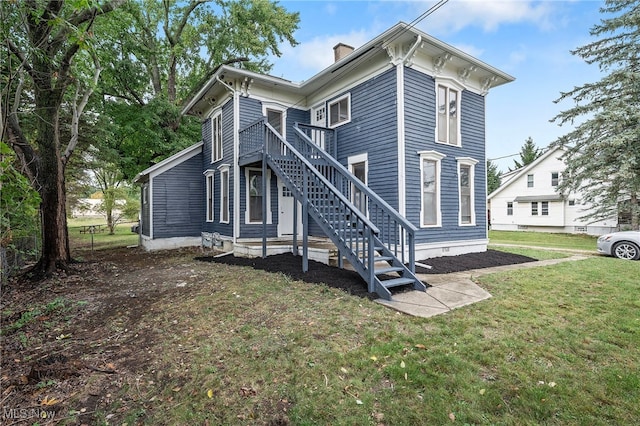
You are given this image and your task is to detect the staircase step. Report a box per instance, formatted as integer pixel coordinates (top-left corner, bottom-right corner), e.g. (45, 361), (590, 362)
(375, 255), (394, 262)
(374, 266), (404, 275)
(380, 277), (416, 289)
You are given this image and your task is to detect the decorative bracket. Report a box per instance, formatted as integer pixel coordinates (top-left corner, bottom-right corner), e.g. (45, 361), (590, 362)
(240, 77), (253, 97)
(481, 76), (497, 94)
(433, 53), (452, 74)
(457, 65), (477, 83)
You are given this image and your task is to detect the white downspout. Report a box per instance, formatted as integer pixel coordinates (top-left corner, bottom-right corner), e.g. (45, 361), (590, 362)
(396, 35), (422, 218)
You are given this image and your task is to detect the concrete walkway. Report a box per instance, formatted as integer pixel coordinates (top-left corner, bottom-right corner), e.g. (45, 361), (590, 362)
(375, 254), (590, 318)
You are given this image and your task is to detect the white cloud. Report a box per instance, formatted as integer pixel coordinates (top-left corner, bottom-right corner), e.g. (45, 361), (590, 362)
(272, 29), (375, 81)
(414, 0), (557, 34)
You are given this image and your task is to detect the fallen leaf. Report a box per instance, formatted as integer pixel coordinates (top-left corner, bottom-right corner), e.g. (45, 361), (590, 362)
(370, 356), (377, 361)
(356, 399), (363, 405)
(207, 389), (213, 399)
(548, 382), (557, 388)
(341, 367), (348, 374)
(172, 386), (181, 392)
(400, 361), (405, 368)
(415, 344), (427, 349)
(41, 396), (60, 406)
(449, 412), (456, 422)
(479, 388), (486, 395)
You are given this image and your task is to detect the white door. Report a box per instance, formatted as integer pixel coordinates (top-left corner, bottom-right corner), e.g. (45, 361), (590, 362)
(278, 179), (302, 236)
(310, 105), (326, 150)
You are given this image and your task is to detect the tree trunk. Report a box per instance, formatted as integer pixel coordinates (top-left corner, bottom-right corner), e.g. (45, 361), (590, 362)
(631, 193), (639, 231)
(33, 94), (71, 276)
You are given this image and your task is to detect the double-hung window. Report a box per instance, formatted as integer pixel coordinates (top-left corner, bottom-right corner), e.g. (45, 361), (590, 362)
(211, 113), (222, 163)
(551, 172), (559, 187)
(507, 202), (513, 216)
(328, 93), (350, 127)
(437, 83), (460, 146)
(541, 201), (549, 216)
(219, 165), (230, 223)
(419, 151), (445, 227)
(205, 171), (215, 222)
(531, 201), (538, 216)
(245, 168), (271, 224)
(527, 174), (534, 188)
(457, 157), (478, 226)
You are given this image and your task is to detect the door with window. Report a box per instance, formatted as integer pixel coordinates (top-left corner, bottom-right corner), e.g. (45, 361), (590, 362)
(278, 179), (302, 236)
(310, 105), (326, 150)
(349, 154), (368, 215)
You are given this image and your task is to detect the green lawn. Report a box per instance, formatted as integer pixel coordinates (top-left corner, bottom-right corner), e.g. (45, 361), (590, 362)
(489, 230), (598, 252)
(68, 217), (139, 251)
(110, 254), (639, 425)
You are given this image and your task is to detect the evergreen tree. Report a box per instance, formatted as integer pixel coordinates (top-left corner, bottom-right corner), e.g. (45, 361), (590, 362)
(551, 0), (640, 230)
(487, 160), (502, 194)
(509, 137), (543, 171)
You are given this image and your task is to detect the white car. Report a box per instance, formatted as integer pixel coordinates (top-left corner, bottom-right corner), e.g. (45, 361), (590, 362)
(597, 231), (640, 260)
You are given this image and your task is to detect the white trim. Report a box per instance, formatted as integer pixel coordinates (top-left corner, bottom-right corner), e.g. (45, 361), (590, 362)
(133, 142), (203, 183)
(262, 103), (287, 138)
(434, 78), (463, 147)
(328, 92), (351, 128)
(244, 167), (272, 225)
(348, 153), (368, 214)
(233, 91), (240, 244)
(218, 164), (230, 224)
(204, 170), (215, 222)
(149, 179), (154, 238)
(211, 111), (223, 163)
(456, 157), (479, 226)
(396, 63), (406, 216)
(418, 150), (445, 228)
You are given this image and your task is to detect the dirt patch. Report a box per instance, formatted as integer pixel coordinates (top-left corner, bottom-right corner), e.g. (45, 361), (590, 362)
(1, 246), (534, 424)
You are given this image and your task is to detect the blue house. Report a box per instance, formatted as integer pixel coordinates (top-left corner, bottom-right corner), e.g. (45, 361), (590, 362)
(134, 23), (514, 299)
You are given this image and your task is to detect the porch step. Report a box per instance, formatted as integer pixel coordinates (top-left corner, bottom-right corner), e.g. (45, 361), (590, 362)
(375, 266), (404, 275)
(379, 277), (416, 289)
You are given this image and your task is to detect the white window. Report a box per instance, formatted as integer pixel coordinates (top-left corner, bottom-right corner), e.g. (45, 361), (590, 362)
(211, 113), (222, 163)
(245, 168), (272, 224)
(219, 165), (230, 223)
(348, 153), (368, 214)
(142, 186), (148, 204)
(436, 83), (460, 146)
(551, 172), (559, 187)
(418, 151), (445, 227)
(457, 157), (478, 226)
(205, 171), (215, 222)
(328, 93), (350, 127)
(531, 201), (538, 216)
(541, 201), (549, 216)
(264, 106), (285, 137)
(527, 174), (534, 188)
(507, 202), (513, 216)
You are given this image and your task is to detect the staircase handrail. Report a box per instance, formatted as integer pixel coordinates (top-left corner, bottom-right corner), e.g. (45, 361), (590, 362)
(241, 118), (380, 235)
(294, 123), (418, 235)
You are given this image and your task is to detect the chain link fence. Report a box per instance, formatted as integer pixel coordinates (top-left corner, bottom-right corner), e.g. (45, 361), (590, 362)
(0, 235), (40, 282)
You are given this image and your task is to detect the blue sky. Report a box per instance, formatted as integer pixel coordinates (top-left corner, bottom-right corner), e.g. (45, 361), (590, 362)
(269, 0), (606, 172)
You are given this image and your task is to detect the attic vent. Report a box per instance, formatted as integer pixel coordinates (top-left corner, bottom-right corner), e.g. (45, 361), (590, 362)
(333, 43), (354, 62)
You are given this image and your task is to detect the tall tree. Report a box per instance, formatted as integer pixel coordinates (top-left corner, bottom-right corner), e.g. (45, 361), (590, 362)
(97, 0), (299, 179)
(509, 137), (543, 171)
(486, 160), (501, 194)
(2, 0), (124, 276)
(551, 0), (640, 230)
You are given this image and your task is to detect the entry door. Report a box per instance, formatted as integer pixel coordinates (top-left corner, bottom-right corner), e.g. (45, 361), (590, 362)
(278, 179), (302, 236)
(310, 105), (326, 150)
(350, 160), (367, 214)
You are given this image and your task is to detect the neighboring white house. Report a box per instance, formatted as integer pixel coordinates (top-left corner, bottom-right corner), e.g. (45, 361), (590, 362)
(488, 147), (618, 235)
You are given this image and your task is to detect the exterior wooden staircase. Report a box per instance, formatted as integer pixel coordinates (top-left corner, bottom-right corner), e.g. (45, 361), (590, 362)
(239, 118), (426, 300)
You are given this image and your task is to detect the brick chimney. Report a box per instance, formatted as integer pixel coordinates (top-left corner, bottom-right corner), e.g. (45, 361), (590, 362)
(333, 43), (354, 62)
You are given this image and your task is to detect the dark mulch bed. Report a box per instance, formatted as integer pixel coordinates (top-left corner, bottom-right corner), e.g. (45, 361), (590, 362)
(196, 249), (536, 299)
